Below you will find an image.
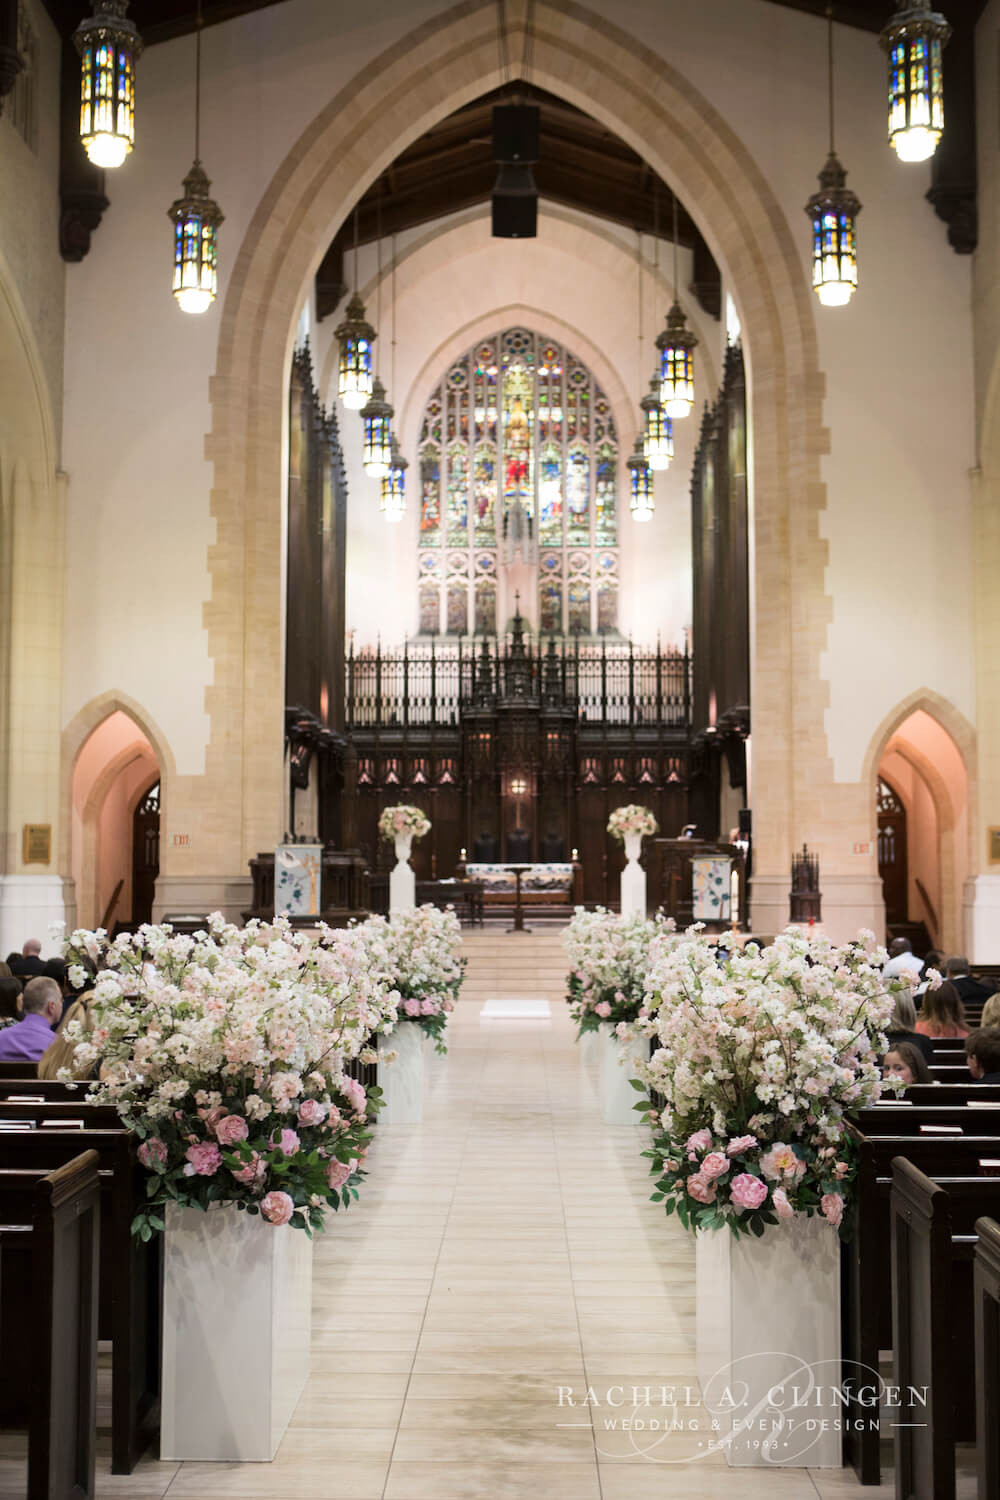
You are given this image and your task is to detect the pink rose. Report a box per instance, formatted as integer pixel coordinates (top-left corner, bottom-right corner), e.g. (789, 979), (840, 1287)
(594, 1001), (612, 1019)
(138, 1137), (168, 1170)
(420, 998), (437, 1016)
(215, 1114), (249, 1146)
(772, 1187), (795, 1221)
(326, 1158), (356, 1190)
(730, 1173), (768, 1212)
(760, 1144), (806, 1183)
(341, 1077), (366, 1115)
(277, 1128), (300, 1157)
(403, 998), (421, 1017)
(687, 1174), (717, 1204)
(700, 1151), (730, 1181)
(199, 1106), (228, 1133)
(685, 1128), (713, 1155)
(821, 1192), (844, 1228)
(833, 1160), (850, 1180)
(726, 1135), (758, 1157)
(261, 1190), (295, 1226)
(298, 1099), (327, 1127)
(231, 1150), (265, 1186)
(184, 1142), (222, 1177)
(443, 999), (454, 1013)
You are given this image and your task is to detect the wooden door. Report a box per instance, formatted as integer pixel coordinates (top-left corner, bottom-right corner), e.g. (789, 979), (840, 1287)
(877, 776), (908, 927)
(132, 782), (160, 925)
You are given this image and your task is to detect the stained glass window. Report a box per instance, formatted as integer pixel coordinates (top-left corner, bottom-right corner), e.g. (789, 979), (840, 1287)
(417, 327), (618, 635)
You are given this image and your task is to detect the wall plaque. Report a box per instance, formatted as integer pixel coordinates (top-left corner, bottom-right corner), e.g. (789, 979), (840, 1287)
(23, 824), (51, 865)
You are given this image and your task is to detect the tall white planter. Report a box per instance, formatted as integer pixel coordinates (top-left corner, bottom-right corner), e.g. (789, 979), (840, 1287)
(696, 1214), (841, 1468)
(620, 832), (646, 918)
(161, 1204), (312, 1461)
(598, 1022), (643, 1125)
(578, 1026), (600, 1066)
(377, 1020), (424, 1124)
(390, 831), (416, 914)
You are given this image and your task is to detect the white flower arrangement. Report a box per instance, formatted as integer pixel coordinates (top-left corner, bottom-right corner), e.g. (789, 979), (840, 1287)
(607, 804), (658, 843)
(564, 906), (675, 1037)
(62, 915), (400, 1238)
(356, 904), (464, 1053)
(378, 804), (431, 841)
(634, 927), (906, 1239)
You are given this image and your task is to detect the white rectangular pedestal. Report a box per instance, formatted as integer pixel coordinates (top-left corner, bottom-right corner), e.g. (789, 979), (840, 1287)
(161, 1204), (312, 1461)
(696, 1214), (841, 1467)
(479, 997), (551, 1019)
(377, 1021), (425, 1123)
(598, 1023), (643, 1125)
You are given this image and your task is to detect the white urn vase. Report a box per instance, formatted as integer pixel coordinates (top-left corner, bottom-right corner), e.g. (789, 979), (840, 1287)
(598, 1022), (643, 1126)
(160, 1204), (312, 1461)
(377, 1020), (424, 1124)
(696, 1214), (842, 1467)
(620, 831), (646, 919)
(389, 831), (416, 915)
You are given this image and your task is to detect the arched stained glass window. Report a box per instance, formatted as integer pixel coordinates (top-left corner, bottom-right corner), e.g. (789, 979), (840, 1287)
(417, 327), (618, 636)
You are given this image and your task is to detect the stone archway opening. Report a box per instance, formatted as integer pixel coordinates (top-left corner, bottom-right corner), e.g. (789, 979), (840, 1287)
(70, 711), (161, 930)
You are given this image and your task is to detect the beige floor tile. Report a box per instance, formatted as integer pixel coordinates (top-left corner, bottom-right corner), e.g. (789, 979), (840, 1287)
(383, 1462), (601, 1500)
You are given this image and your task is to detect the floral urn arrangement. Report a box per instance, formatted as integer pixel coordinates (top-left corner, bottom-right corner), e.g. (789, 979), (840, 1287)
(359, 904), (464, 1055)
(378, 804), (431, 842)
(380, 805), (430, 915)
(606, 804), (659, 843)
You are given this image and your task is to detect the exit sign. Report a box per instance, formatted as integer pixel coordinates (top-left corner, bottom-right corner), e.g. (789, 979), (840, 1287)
(852, 841), (873, 856)
(171, 833), (191, 848)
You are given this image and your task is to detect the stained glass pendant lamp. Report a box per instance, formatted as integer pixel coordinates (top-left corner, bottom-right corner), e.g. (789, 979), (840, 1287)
(641, 377), (673, 471)
(628, 436), (654, 523)
(657, 194), (698, 419)
(74, 1), (143, 169)
(879, 0), (950, 163)
(363, 377), (394, 478)
(336, 206), (376, 410)
(806, 12), (861, 308)
(381, 439), (407, 523)
(167, 4), (223, 314)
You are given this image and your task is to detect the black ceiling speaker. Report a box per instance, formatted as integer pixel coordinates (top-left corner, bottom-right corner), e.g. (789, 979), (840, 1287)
(492, 103), (540, 164)
(492, 102), (539, 238)
(492, 163), (538, 238)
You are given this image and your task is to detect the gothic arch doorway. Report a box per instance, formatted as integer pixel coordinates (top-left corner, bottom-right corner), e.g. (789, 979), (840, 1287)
(70, 711), (161, 929)
(132, 781), (161, 927)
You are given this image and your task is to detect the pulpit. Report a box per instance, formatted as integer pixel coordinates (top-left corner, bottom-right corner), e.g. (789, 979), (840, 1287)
(649, 838), (748, 932)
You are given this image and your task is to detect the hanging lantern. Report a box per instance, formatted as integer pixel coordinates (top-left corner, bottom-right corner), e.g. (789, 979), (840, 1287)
(627, 436), (654, 523)
(880, 1), (950, 163)
(168, 161), (223, 314)
(805, 153), (861, 307)
(656, 302), (698, 419)
(73, 1), (142, 170)
(640, 378), (673, 471)
(362, 376), (394, 478)
(381, 440), (407, 523)
(335, 292), (376, 411)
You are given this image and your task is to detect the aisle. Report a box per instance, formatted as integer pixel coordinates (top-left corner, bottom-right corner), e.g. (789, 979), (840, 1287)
(20, 976), (887, 1498)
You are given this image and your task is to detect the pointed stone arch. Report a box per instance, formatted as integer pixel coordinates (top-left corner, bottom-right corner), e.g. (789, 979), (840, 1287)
(195, 0), (829, 934)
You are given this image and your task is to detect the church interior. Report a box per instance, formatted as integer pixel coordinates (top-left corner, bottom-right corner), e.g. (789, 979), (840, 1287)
(2, 0), (1000, 1494)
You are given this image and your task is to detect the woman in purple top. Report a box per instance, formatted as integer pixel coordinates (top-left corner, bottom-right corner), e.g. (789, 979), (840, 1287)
(0, 977), (62, 1062)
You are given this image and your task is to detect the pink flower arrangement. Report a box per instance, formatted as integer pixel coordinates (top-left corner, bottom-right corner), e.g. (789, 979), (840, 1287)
(564, 908), (675, 1039)
(359, 905), (463, 1055)
(378, 805), (431, 841)
(635, 927), (900, 1239)
(606, 805), (659, 843)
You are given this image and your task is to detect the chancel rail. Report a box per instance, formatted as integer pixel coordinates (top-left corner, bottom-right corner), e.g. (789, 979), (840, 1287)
(346, 636), (691, 730)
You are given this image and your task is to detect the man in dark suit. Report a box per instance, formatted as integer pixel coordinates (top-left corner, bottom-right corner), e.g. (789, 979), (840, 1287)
(10, 938), (46, 980)
(946, 956), (995, 1004)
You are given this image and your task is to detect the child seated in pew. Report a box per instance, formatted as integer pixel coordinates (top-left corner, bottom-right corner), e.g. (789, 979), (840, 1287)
(915, 980), (969, 1039)
(885, 992), (935, 1064)
(883, 1041), (934, 1087)
(965, 1026), (1000, 1085)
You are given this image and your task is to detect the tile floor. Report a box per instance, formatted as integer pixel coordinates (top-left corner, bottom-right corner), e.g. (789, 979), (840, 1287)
(0, 983), (960, 1498)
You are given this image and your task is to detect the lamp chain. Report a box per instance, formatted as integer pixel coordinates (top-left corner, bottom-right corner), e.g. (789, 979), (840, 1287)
(637, 227), (642, 404)
(375, 178), (382, 373)
(672, 192), (679, 300)
(827, 5), (835, 154)
(194, 0), (202, 161)
(391, 231), (397, 397)
(353, 203), (359, 296)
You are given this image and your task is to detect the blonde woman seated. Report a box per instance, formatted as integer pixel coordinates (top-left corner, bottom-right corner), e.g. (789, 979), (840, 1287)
(885, 991), (935, 1065)
(914, 980), (969, 1040)
(37, 994), (95, 1081)
(980, 994), (1000, 1030)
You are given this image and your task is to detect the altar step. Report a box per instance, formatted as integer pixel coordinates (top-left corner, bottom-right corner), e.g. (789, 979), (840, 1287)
(459, 929), (568, 1005)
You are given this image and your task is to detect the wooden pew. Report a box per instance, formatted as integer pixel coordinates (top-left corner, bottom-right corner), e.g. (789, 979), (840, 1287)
(973, 1217), (1000, 1500)
(0, 1149), (101, 1500)
(844, 1124), (1000, 1485)
(0, 1061), (37, 1080)
(897, 1084), (1000, 1106)
(0, 1129), (160, 1473)
(0, 1099), (121, 1130)
(854, 1104), (1000, 1135)
(889, 1159), (1000, 1500)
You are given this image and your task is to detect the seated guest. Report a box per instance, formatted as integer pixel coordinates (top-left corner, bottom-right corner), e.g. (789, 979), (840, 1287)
(915, 948), (944, 999)
(915, 979), (969, 1039)
(883, 937), (924, 981)
(10, 937), (47, 979)
(945, 955), (995, 1004)
(965, 1027), (1000, 1084)
(883, 1042), (934, 1087)
(981, 993), (1000, 1029)
(885, 993), (935, 1064)
(0, 975), (22, 1030)
(0, 976), (62, 1060)
(37, 996), (95, 1082)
